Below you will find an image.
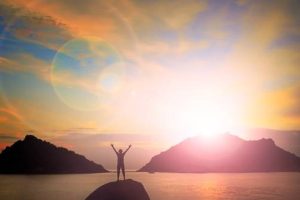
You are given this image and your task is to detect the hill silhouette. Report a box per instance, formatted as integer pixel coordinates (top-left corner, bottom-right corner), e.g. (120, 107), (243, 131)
(139, 134), (300, 173)
(0, 135), (108, 174)
(85, 179), (150, 200)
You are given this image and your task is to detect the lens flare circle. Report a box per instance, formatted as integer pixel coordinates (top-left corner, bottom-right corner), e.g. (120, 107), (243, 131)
(51, 37), (125, 111)
(0, 1), (138, 132)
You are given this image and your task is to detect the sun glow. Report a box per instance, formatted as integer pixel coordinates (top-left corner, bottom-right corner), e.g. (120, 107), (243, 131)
(153, 86), (244, 137)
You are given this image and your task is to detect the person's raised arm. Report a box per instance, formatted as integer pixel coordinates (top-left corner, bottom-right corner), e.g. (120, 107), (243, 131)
(111, 144), (118, 154)
(124, 144), (132, 154)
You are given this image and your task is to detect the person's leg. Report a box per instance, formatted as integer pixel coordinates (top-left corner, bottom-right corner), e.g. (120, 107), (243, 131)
(117, 164), (120, 181)
(121, 164), (125, 180)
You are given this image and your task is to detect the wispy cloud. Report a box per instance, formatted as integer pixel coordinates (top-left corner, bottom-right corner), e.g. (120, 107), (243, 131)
(0, 134), (18, 140)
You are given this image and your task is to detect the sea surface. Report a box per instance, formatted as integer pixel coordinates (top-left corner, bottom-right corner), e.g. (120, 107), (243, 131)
(0, 172), (299, 200)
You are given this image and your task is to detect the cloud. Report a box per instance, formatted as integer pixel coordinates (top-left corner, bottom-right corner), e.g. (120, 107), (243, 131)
(0, 96), (24, 122)
(201, 0), (300, 130)
(282, 86), (300, 119)
(130, 0), (207, 29)
(3, 0), (131, 46)
(0, 53), (51, 82)
(0, 134), (18, 140)
(3, 0), (207, 52)
(0, 2), (72, 50)
(0, 98), (28, 141)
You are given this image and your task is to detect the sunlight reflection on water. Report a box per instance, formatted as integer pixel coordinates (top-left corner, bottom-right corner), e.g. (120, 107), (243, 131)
(0, 172), (299, 200)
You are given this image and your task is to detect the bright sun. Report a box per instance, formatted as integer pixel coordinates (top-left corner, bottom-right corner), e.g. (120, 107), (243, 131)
(157, 89), (243, 137)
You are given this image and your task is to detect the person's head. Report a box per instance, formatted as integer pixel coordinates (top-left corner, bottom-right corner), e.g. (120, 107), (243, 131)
(119, 149), (123, 153)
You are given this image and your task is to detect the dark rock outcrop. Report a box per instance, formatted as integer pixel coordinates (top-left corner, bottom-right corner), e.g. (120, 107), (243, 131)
(139, 133), (300, 173)
(85, 179), (150, 200)
(0, 135), (108, 174)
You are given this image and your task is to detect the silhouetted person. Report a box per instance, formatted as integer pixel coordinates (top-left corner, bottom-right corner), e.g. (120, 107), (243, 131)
(111, 144), (131, 181)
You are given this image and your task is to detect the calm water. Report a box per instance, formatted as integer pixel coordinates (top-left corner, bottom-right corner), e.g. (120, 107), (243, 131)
(0, 172), (299, 200)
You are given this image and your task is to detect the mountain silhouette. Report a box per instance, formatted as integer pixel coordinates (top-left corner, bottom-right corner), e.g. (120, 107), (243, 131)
(0, 135), (108, 174)
(139, 134), (300, 173)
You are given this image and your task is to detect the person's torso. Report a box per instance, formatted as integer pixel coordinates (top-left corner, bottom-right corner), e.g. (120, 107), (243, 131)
(117, 153), (124, 164)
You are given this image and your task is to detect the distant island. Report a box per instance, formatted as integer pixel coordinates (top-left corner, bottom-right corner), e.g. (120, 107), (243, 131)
(0, 135), (108, 174)
(139, 134), (300, 173)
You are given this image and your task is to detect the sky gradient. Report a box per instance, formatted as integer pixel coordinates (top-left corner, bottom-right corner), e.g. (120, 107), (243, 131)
(0, 0), (300, 169)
